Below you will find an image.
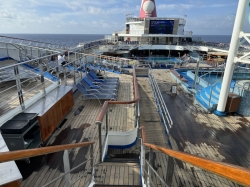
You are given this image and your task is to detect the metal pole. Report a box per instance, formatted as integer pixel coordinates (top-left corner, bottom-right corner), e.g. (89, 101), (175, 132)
(14, 65), (25, 110)
(97, 122), (103, 162)
(193, 60), (200, 89)
(147, 148), (153, 186)
(63, 150), (71, 187)
(215, 0), (248, 116)
(63, 66), (67, 86)
(90, 144), (95, 183)
(38, 50), (46, 96)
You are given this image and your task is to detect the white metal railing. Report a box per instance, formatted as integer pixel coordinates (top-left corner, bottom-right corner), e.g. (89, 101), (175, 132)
(140, 139), (169, 187)
(147, 66), (173, 134)
(99, 101), (140, 162)
(0, 46), (87, 123)
(0, 35), (69, 50)
(42, 144), (95, 187)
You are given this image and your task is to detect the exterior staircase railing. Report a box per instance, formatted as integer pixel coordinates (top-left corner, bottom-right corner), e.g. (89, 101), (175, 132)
(95, 67), (140, 162)
(147, 66), (173, 134)
(140, 127), (250, 187)
(0, 142), (95, 187)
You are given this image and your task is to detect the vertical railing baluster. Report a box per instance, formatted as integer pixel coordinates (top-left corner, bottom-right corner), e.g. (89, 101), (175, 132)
(90, 144), (95, 183)
(148, 148), (153, 186)
(106, 110), (109, 135)
(63, 150), (71, 187)
(14, 65), (25, 110)
(64, 65), (67, 86)
(140, 139), (145, 185)
(73, 52), (76, 85)
(38, 50), (46, 96)
(97, 121), (102, 162)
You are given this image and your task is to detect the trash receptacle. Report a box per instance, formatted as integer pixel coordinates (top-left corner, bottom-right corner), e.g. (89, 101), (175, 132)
(225, 92), (241, 113)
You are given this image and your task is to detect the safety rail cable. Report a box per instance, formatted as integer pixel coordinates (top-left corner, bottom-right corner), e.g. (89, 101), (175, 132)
(42, 155), (95, 187)
(1, 39), (130, 71)
(0, 142), (94, 163)
(139, 127), (169, 187)
(0, 142), (95, 187)
(0, 35), (69, 50)
(198, 63), (226, 80)
(148, 69), (173, 133)
(140, 127), (250, 187)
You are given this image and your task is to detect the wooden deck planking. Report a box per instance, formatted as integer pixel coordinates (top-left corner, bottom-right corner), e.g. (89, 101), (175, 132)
(153, 69), (250, 187)
(16, 73), (136, 187)
(0, 78), (53, 116)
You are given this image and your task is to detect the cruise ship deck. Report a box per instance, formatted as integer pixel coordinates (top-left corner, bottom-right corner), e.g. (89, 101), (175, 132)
(10, 69), (250, 187)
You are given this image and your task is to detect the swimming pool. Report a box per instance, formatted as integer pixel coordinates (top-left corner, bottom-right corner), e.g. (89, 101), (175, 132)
(146, 57), (182, 64)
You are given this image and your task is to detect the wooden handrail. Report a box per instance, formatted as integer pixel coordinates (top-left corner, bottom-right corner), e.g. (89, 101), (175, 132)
(96, 67), (139, 123)
(0, 141), (94, 163)
(141, 127), (250, 186)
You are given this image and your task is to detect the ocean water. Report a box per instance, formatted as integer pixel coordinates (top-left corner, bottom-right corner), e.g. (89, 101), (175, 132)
(194, 35), (231, 44)
(0, 34), (105, 47)
(0, 34), (232, 47)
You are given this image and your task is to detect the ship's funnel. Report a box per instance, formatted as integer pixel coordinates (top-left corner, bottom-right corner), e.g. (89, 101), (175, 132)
(140, 0), (157, 18)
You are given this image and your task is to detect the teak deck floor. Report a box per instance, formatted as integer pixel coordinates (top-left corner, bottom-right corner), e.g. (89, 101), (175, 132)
(153, 69), (250, 187)
(6, 68), (250, 187)
(16, 72), (138, 187)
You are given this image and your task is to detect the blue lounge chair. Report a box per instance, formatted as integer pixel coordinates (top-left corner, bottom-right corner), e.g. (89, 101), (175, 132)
(89, 70), (119, 81)
(88, 71), (118, 83)
(83, 77), (117, 89)
(76, 83), (116, 105)
(86, 74), (118, 87)
(80, 79), (117, 93)
(79, 81), (117, 95)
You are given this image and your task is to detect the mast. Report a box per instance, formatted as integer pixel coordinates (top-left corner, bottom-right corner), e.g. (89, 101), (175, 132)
(214, 0), (248, 116)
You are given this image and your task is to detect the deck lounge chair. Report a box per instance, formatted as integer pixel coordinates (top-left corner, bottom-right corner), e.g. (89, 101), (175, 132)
(86, 74), (118, 87)
(83, 77), (118, 89)
(89, 70), (119, 81)
(79, 81), (117, 95)
(80, 79), (117, 93)
(76, 83), (116, 104)
(88, 71), (119, 84)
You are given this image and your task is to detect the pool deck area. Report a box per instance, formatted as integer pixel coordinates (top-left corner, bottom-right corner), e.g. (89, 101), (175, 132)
(154, 69), (250, 186)
(1, 68), (250, 187)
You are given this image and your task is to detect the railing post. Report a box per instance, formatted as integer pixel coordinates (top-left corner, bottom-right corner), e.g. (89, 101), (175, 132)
(165, 156), (174, 187)
(208, 85), (213, 108)
(97, 122), (103, 162)
(140, 139), (145, 185)
(56, 56), (60, 83)
(72, 53), (76, 85)
(64, 65), (67, 86)
(90, 144), (95, 183)
(14, 65), (25, 110)
(106, 110), (108, 135)
(147, 148), (153, 187)
(38, 50), (46, 96)
(63, 150), (71, 187)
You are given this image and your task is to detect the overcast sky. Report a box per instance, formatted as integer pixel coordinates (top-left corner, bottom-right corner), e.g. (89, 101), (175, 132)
(0, 0), (249, 35)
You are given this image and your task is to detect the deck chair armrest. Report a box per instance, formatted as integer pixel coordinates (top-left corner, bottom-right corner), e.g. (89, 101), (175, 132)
(92, 81), (104, 86)
(89, 85), (101, 89)
(99, 88), (117, 92)
(93, 78), (105, 82)
(86, 89), (101, 94)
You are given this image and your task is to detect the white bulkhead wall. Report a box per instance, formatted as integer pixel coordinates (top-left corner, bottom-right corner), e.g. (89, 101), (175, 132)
(177, 25), (184, 35)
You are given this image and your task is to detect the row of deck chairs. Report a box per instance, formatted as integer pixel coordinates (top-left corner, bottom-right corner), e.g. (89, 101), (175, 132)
(76, 70), (119, 104)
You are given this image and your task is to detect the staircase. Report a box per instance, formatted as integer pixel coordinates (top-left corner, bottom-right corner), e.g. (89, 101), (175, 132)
(196, 80), (235, 111)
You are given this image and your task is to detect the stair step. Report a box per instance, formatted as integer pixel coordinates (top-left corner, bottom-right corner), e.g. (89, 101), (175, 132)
(104, 158), (139, 163)
(94, 185), (142, 187)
